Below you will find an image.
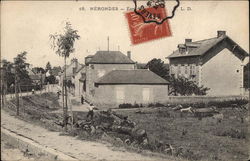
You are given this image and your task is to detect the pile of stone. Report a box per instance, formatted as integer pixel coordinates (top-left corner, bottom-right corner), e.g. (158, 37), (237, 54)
(73, 109), (149, 147)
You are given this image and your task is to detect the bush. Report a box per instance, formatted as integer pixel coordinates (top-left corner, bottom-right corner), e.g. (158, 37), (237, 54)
(208, 99), (248, 107)
(118, 103), (140, 109)
(119, 103), (133, 109)
(168, 76), (210, 96)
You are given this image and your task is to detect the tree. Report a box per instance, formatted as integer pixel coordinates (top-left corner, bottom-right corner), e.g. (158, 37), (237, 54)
(145, 58), (169, 80)
(13, 51), (32, 86)
(45, 62), (52, 73)
(51, 66), (62, 76)
(50, 21), (80, 130)
(168, 76), (210, 96)
(1, 59), (15, 91)
(243, 63), (249, 89)
(45, 75), (56, 84)
(32, 67), (45, 74)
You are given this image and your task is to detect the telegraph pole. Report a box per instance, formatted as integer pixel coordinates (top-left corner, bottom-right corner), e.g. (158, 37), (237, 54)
(107, 36), (109, 52)
(14, 64), (20, 116)
(64, 56), (68, 131)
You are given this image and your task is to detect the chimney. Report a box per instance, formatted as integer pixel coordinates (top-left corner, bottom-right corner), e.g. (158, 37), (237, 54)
(127, 51), (131, 59)
(217, 30), (226, 37)
(185, 39), (192, 44)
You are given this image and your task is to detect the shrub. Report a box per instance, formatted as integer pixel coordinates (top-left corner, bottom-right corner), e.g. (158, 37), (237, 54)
(208, 99), (248, 108)
(118, 103), (141, 109)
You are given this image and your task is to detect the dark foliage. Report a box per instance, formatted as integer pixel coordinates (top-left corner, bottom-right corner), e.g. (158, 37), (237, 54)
(243, 62), (249, 88)
(119, 103), (141, 109)
(145, 58), (169, 80)
(168, 76), (210, 96)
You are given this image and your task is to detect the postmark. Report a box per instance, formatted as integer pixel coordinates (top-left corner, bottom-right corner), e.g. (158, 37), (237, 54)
(133, 0), (180, 24)
(126, 7), (172, 45)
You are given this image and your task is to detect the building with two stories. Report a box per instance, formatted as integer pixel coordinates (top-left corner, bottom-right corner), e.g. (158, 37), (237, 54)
(82, 50), (169, 107)
(167, 31), (249, 96)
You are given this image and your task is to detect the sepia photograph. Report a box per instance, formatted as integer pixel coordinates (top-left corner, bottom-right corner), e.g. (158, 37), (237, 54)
(0, 0), (249, 161)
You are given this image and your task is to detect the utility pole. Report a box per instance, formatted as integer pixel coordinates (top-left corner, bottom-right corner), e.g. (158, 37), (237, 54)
(64, 56), (68, 131)
(14, 64), (20, 116)
(0, 67), (5, 108)
(107, 36), (109, 52)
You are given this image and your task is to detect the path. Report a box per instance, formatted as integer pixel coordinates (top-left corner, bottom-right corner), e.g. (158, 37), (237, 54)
(1, 110), (167, 161)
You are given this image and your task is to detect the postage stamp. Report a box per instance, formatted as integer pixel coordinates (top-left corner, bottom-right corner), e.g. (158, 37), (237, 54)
(126, 7), (172, 45)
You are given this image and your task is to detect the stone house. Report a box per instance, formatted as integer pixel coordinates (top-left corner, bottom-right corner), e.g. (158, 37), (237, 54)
(167, 31), (249, 96)
(83, 50), (169, 107)
(59, 58), (84, 95)
(94, 69), (169, 106)
(84, 51), (135, 102)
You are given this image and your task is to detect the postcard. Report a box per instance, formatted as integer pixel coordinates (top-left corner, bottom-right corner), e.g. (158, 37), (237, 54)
(1, 1), (249, 161)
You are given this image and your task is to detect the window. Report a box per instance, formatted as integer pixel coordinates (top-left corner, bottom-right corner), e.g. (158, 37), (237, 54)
(185, 65), (188, 74)
(90, 64), (94, 69)
(170, 65), (173, 74)
(177, 65), (181, 75)
(116, 87), (125, 103)
(190, 65), (196, 75)
(143, 88), (150, 102)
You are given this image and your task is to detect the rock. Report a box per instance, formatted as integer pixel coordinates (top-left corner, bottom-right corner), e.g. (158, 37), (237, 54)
(90, 126), (96, 135)
(163, 144), (174, 155)
(142, 138), (149, 146)
(172, 105), (182, 111)
(101, 132), (114, 142)
(115, 138), (123, 145)
(124, 138), (131, 145)
(131, 141), (139, 148)
(132, 129), (147, 143)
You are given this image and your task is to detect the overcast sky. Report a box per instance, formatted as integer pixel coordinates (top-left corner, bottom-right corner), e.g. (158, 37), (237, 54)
(1, 1), (249, 68)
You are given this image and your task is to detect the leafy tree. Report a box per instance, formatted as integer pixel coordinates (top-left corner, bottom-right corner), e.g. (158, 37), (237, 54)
(243, 63), (249, 89)
(45, 75), (56, 84)
(13, 51), (32, 85)
(32, 67), (46, 74)
(50, 21), (80, 130)
(168, 76), (210, 96)
(1, 59), (15, 91)
(145, 58), (169, 79)
(45, 62), (52, 73)
(51, 66), (62, 76)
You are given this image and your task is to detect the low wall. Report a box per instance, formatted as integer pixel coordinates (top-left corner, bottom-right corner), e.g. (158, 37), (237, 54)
(164, 95), (249, 104)
(95, 95), (248, 109)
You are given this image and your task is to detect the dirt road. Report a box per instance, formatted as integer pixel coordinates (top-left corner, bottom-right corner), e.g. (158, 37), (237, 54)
(1, 110), (168, 161)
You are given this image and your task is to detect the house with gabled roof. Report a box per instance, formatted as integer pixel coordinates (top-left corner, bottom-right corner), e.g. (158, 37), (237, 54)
(83, 50), (169, 107)
(59, 58), (85, 95)
(167, 31), (249, 96)
(94, 70), (169, 106)
(84, 50), (136, 102)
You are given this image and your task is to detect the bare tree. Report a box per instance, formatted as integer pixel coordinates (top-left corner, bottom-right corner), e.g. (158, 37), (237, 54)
(50, 22), (80, 131)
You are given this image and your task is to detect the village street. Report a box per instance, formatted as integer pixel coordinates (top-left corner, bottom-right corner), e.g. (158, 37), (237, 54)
(1, 107), (168, 161)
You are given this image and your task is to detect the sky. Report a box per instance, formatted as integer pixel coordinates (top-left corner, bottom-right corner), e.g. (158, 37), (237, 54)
(1, 1), (249, 68)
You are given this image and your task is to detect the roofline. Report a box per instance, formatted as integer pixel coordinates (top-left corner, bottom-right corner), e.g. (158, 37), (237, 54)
(166, 35), (249, 59)
(95, 82), (169, 85)
(88, 62), (135, 64)
(166, 55), (200, 59)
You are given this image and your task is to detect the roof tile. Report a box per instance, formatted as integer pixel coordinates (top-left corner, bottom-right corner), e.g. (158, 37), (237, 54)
(96, 69), (169, 85)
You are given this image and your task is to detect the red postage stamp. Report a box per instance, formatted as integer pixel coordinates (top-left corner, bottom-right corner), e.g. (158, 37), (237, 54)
(126, 7), (172, 45)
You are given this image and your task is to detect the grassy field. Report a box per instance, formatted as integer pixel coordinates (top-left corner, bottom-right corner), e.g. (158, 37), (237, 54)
(4, 93), (249, 161)
(114, 106), (248, 161)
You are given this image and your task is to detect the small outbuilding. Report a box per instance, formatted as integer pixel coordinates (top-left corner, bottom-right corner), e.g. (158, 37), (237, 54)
(94, 69), (169, 107)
